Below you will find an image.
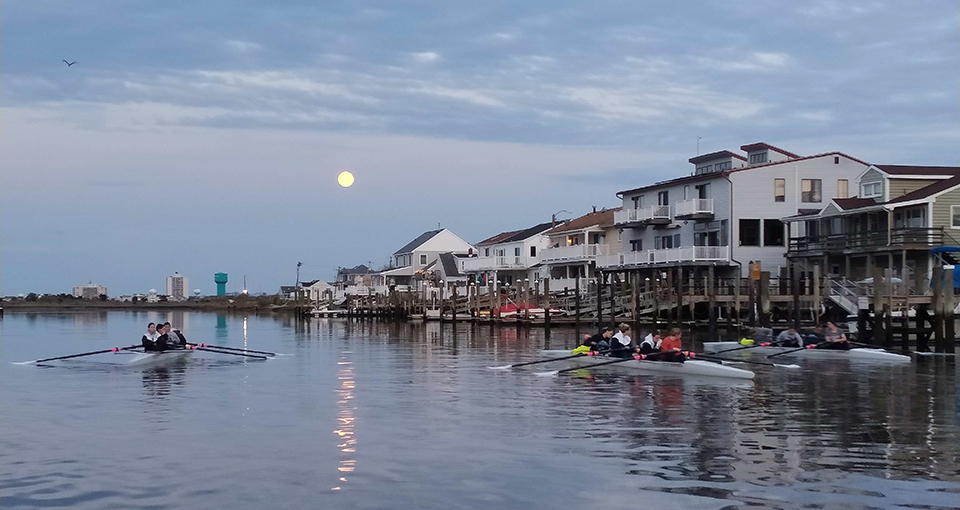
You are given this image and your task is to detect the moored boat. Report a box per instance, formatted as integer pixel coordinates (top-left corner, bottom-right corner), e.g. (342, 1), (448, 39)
(702, 342), (911, 362)
(539, 350), (755, 380)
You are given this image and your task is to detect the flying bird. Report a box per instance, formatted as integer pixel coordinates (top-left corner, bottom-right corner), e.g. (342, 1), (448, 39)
(63, 60), (77, 67)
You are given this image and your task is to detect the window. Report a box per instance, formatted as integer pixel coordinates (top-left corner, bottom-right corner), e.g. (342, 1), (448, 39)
(484, 248), (490, 257)
(530, 246), (537, 257)
(683, 185), (689, 200)
(673, 233), (681, 247)
(952, 206), (960, 229)
(657, 191), (669, 206)
(862, 182), (882, 198)
(739, 219), (761, 246)
(838, 179), (849, 199)
(420, 254), (427, 265)
(696, 183), (710, 199)
(834, 156), (840, 164)
(801, 179), (822, 202)
(629, 239), (642, 251)
(904, 207), (926, 228)
(696, 165), (712, 174)
(763, 219), (784, 246)
(514, 247), (521, 257)
(715, 161), (732, 171)
(774, 178), (785, 202)
(749, 153), (767, 164)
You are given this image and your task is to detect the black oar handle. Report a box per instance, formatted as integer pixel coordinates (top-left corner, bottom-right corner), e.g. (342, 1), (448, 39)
(552, 349), (682, 374)
(188, 343), (275, 356)
(190, 346), (268, 360)
(34, 345), (140, 364)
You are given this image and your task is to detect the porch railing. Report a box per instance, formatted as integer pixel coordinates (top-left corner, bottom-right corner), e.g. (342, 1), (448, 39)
(789, 227), (944, 253)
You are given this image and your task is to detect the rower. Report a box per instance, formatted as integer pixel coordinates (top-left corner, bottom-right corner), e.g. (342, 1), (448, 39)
(657, 328), (686, 362)
(820, 321), (849, 350)
(775, 328), (803, 348)
(156, 323), (185, 350)
(638, 332), (661, 355)
(572, 327), (615, 354)
(141, 322), (160, 351)
(610, 323), (635, 358)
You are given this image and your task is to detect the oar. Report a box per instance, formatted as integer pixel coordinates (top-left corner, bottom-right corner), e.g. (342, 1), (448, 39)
(189, 345), (268, 360)
(187, 343), (276, 357)
(846, 341), (911, 354)
(534, 350), (678, 376)
(14, 345), (141, 365)
(767, 341), (827, 358)
(694, 353), (800, 369)
(487, 347), (633, 370)
(711, 342), (776, 355)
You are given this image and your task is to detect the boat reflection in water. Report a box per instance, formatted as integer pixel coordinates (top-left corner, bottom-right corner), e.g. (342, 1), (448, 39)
(331, 350), (357, 491)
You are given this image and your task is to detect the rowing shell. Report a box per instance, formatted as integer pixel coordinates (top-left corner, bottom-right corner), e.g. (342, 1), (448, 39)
(540, 350), (755, 380)
(702, 342), (911, 362)
(122, 349), (194, 367)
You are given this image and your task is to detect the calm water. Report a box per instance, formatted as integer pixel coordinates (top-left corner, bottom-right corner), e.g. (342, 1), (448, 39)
(1, 311), (958, 510)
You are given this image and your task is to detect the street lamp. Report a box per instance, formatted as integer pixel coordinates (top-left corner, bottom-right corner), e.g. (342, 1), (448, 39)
(552, 209), (572, 227)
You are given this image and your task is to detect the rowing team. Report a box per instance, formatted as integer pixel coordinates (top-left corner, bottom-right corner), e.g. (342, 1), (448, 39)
(572, 324), (687, 362)
(140, 322), (187, 351)
(743, 321), (849, 349)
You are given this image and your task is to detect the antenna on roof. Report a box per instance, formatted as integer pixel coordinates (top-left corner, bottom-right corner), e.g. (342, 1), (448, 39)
(697, 135), (702, 156)
(438, 222), (441, 230)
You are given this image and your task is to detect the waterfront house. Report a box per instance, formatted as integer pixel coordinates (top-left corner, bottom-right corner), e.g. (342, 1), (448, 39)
(417, 253), (470, 290)
(300, 279), (335, 303)
(783, 165), (960, 296)
(602, 142), (869, 278)
(540, 208), (621, 292)
(461, 222), (554, 288)
(373, 229), (475, 290)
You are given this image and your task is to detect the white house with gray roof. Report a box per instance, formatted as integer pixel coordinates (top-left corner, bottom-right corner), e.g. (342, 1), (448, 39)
(374, 228), (475, 288)
(602, 142), (869, 277)
(461, 222), (554, 288)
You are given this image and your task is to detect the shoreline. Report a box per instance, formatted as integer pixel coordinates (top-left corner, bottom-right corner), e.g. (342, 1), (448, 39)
(1, 299), (300, 313)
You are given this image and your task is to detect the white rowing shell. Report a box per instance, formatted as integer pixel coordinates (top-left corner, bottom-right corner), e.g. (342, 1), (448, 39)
(122, 350), (194, 367)
(702, 342), (911, 362)
(539, 350), (755, 380)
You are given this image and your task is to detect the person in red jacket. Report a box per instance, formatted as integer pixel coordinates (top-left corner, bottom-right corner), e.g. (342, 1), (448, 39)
(657, 328), (686, 362)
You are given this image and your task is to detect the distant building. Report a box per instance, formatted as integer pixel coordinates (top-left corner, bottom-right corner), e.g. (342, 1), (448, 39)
(166, 272), (189, 301)
(214, 273), (228, 296)
(378, 229), (475, 288)
(73, 282), (107, 299)
(301, 279), (335, 303)
(461, 221), (554, 286)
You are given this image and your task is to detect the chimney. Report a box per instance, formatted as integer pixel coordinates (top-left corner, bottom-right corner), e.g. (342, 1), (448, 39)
(592, 206), (597, 213)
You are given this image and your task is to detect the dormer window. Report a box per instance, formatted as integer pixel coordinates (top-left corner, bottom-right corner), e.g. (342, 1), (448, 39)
(715, 161), (732, 171)
(749, 153), (768, 164)
(862, 182), (882, 198)
(696, 164), (712, 174)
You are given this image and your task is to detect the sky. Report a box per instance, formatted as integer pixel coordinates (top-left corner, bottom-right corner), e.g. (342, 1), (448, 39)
(2, 0), (958, 295)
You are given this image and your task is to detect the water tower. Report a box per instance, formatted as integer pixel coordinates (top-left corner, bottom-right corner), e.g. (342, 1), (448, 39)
(214, 273), (228, 296)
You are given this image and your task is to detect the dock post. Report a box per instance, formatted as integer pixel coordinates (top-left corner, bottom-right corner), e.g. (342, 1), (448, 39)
(523, 278), (530, 322)
(652, 272), (660, 331)
(575, 276), (582, 340)
(872, 264), (886, 346)
(631, 271), (640, 336)
(543, 278), (551, 339)
(609, 273), (617, 327)
(759, 271), (770, 328)
(747, 263), (756, 327)
(597, 271), (604, 328)
(791, 262), (801, 331)
(452, 285), (457, 324)
(675, 267), (683, 325)
(665, 269), (674, 330)
(708, 265), (717, 340)
(932, 265), (945, 352)
(812, 264), (821, 325)
(734, 273), (741, 335)
(946, 268), (956, 353)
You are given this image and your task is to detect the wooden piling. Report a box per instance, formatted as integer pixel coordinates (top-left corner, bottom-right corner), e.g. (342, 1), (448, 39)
(665, 269), (673, 330)
(543, 278), (551, 339)
(574, 275), (582, 340)
(597, 271), (604, 328)
(932, 265), (945, 352)
(708, 265), (716, 340)
(872, 264), (885, 346)
(791, 261), (801, 331)
(451, 285), (457, 324)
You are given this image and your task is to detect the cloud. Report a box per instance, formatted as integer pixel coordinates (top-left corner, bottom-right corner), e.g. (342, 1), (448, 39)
(410, 51), (440, 64)
(222, 40), (263, 53)
(697, 52), (792, 72)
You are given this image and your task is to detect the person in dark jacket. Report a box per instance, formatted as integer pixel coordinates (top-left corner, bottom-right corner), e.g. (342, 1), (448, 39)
(141, 322), (160, 351)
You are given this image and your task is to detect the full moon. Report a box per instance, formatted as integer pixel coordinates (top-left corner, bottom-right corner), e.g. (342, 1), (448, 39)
(337, 171), (355, 188)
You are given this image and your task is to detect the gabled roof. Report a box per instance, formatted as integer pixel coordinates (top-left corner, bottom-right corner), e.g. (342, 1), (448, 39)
(886, 175), (960, 205)
(833, 197), (878, 210)
(618, 151), (868, 196)
(477, 222), (554, 246)
(279, 285), (297, 293)
(688, 150), (747, 165)
(394, 229), (442, 255)
(301, 279), (321, 287)
(438, 253), (461, 277)
(740, 142), (800, 159)
(874, 165), (960, 177)
(547, 208), (619, 235)
(477, 230), (522, 246)
(339, 264), (373, 274)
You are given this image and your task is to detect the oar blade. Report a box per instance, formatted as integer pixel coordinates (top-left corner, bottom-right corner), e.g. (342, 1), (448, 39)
(774, 363), (801, 369)
(487, 365), (513, 370)
(11, 360), (38, 365)
(534, 370), (559, 376)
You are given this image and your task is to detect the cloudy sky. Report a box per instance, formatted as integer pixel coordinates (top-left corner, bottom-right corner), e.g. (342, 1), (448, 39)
(2, 0), (958, 295)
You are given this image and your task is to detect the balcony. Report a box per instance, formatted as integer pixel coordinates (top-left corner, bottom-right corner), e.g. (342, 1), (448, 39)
(788, 227), (944, 255)
(613, 205), (671, 227)
(674, 198), (714, 220)
(597, 245), (730, 268)
(540, 244), (610, 263)
(461, 256), (527, 272)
